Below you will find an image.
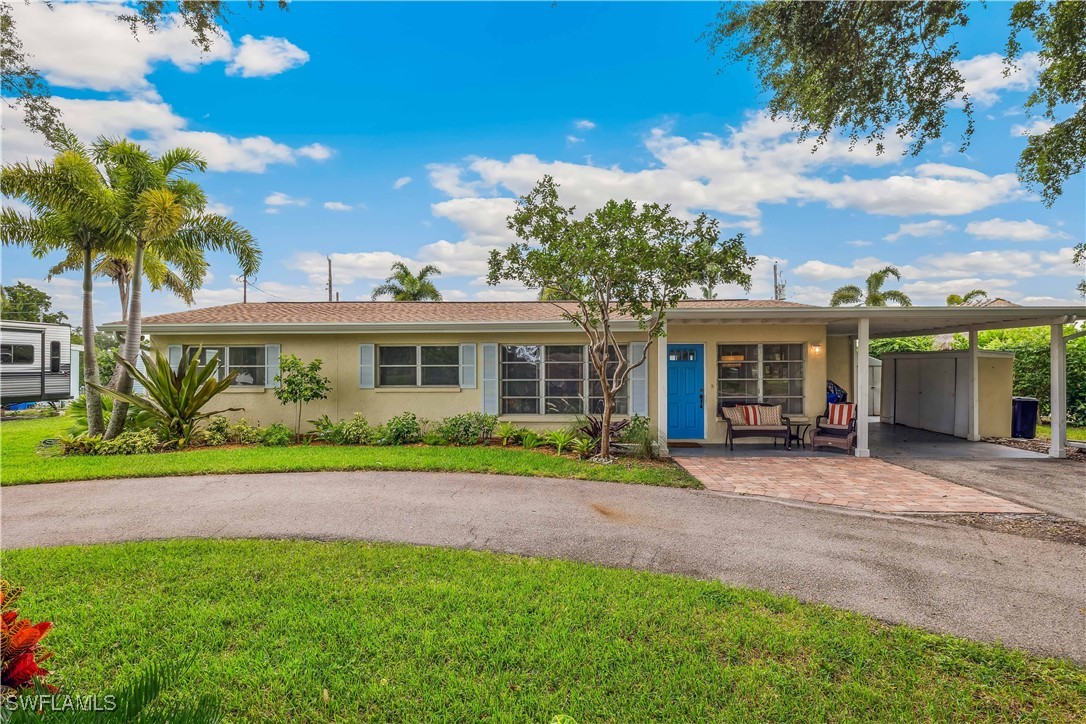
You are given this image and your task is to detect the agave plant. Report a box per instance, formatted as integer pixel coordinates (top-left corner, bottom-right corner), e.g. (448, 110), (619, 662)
(543, 428), (578, 454)
(89, 348), (240, 448)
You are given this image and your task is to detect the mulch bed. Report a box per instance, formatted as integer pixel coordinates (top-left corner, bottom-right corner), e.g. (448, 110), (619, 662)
(915, 512), (1086, 546)
(985, 436), (1086, 461)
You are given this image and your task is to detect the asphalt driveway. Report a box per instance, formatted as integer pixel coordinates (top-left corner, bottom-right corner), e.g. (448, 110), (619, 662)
(2, 471), (1083, 661)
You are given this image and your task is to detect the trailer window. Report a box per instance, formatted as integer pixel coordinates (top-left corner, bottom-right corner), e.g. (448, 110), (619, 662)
(0, 344), (34, 365)
(50, 341), (61, 373)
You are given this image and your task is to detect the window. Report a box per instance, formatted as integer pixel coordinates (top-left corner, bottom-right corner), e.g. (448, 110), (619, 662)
(500, 344), (628, 415)
(718, 343), (804, 414)
(184, 346), (267, 386)
(50, 341), (61, 373)
(378, 345), (459, 387)
(0, 344), (34, 365)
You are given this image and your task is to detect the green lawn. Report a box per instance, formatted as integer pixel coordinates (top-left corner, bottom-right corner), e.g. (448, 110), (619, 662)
(4, 540), (1082, 721)
(1038, 424), (1086, 441)
(0, 416), (698, 488)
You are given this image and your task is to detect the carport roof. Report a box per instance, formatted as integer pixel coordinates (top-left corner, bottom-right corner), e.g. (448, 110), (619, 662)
(667, 304), (1082, 338)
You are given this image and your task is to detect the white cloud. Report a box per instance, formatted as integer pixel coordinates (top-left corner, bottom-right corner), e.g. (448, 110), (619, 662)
(574, 119), (596, 130)
(566, 135), (584, 144)
(965, 218), (1066, 242)
(226, 35), (309, 78)
(393, 176), (413, 190)
(1010, 119), (1055, 137)
(205, 200), (234, 216)
(846, 240), (873, 247)
(297, 143), (334, 161)
(956, 52), (1042, 107)
(265, 192), (308, 207)
(264, 208), (280, 215)
(323, 201), (353, 212)
(293, 251), (414, 285)
(883, 220), (956, 242)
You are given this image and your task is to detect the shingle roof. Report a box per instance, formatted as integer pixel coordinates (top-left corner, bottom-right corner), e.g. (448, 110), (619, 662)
(111, 299), (812, 327)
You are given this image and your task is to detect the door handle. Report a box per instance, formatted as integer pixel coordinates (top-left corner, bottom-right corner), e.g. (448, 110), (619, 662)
(699, 388), (704, 409)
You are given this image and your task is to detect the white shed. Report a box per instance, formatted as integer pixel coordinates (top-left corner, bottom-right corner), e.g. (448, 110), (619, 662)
(879, 350), (1014, 439)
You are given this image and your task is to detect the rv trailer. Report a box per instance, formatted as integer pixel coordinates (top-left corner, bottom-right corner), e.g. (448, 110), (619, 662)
(0, 320), (73, 405)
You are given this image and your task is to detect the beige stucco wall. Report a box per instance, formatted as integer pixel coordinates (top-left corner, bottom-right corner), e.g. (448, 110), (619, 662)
(978, 355), (1013, 439)
(826, 335), (854, 399)
(153, 321), (830, 443)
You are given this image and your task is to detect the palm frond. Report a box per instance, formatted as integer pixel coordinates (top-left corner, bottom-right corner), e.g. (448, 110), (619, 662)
(881, 290), (913, 307)
(829, 285), (863, 307)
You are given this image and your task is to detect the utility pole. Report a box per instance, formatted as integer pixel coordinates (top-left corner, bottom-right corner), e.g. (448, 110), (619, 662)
(243, 275), (248, 303)
(327, 256), (333, 302)
(773, 262), (787, 301)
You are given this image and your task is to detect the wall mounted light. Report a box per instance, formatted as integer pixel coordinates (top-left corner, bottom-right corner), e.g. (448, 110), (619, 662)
(810, 343), (823, 356)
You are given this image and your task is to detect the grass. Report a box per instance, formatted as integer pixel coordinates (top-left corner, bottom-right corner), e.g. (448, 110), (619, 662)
(0, 416), (698, 488)
(4, 540), (1083, 721)
(1038, 424), (1086, 441)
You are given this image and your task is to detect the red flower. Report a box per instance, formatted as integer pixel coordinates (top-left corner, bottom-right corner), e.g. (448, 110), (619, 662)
(2, 651), (50, 689)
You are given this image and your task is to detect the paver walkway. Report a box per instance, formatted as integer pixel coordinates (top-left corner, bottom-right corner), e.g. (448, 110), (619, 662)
(674, 456), (1039, 514)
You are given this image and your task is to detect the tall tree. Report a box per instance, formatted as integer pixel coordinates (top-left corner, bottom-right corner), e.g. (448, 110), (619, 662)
(705, 1), (1085, 206)
(0, 282), (68, 324)
(1074, 242), (1086, 297)
(1, 130), (123, 435)
(99, 138), (261, 440)
(829, 266), (912, 307)
(2, 1), (288, 138)
(489, 176), (754, 460)
(370, 262), (443, 301)
(946, 289), (989, 306)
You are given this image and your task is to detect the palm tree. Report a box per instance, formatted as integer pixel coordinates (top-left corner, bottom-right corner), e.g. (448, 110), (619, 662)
(0, 129), (120, 435)
(99, 138), (261, 439)
(46, 249), (203, 322)
(371, 262), (442, 301)
(829, 265), (912, 307)
(946, 289), (988, 306)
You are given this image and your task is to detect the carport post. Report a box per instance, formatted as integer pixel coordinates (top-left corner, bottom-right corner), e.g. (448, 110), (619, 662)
(967, 327), (980, 442)
(855, 317), (870, 457)
(1050, 324), (1067, 459)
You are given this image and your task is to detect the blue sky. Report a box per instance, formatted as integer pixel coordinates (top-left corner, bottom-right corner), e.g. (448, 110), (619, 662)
(3, 1), (1083, 324)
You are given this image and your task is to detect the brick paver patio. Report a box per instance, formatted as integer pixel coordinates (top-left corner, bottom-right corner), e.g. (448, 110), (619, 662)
(675, 457), (1039, 514)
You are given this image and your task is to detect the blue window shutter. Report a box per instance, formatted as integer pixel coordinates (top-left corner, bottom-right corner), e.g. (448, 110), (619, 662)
(167, 345), (182, 371)
(481, 343), (498, 414)
(459, 343), (477, 388)
(265, 344), (281, 388)
(630, 341), (648, 416)
(359, 344), (375, 389)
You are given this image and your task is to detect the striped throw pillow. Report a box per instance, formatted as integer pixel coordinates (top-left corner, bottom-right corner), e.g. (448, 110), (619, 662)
(827, 403), (855, 426)
(759, 405), (783, 426)
(722, 406), (746, 427)
(741, 405), (763, 425)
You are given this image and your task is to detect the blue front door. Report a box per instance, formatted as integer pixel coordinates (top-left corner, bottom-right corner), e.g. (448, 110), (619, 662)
(667, 344), (704, 439)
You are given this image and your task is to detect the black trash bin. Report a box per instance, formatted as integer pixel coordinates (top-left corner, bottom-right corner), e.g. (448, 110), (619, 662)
(1011, 397), (1039, 439)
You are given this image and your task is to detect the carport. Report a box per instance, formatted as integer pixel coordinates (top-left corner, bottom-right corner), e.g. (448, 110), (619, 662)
(826, 306), (1081, 458)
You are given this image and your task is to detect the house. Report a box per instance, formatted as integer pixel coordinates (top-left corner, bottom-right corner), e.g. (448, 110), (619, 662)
(101, 299), (1082, 457)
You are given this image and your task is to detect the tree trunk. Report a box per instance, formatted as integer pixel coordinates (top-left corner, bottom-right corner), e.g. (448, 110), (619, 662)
(599, 394), (613, 460)
(103, 242), (144, 440)
(118, 274), (129, 323)
(81, 240), (105, 436)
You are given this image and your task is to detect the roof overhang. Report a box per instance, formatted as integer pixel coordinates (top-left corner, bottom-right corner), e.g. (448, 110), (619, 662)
(102, 305), (1083, 339)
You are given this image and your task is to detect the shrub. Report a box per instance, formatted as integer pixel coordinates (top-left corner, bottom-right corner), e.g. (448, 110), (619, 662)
(56, 434), (102, 456)
(494, 421), (519, 446)
(339, 413), (374, 445)
(97, 429), (160, 456)
(571, 436), (597, 459)
(437, 413), (498, 446)
(422, 431), (448, 446)
(382, 412), (423, 445)
(274, 354), (332, 438)
(1, 580), (56, 694)
(89, 348), (240, 448)
(259, 423), (294, 447)
(520, 431), (542, 449)
(543, 428), (577, 454)
(621, 414), (657, 458)
(203, 416), (231, 446)
(228, 419), (263, 445)
(578, 414), (630, 456)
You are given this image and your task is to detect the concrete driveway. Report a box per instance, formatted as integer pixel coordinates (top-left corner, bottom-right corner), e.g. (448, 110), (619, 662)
(2, 471), (1083, 662)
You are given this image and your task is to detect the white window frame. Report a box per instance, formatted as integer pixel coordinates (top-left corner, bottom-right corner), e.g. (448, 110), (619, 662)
(717, 343), (805, 414)
(184, 345), (271, 387)
(500, 343), (630, 416)
(377, 344), (460, 388)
